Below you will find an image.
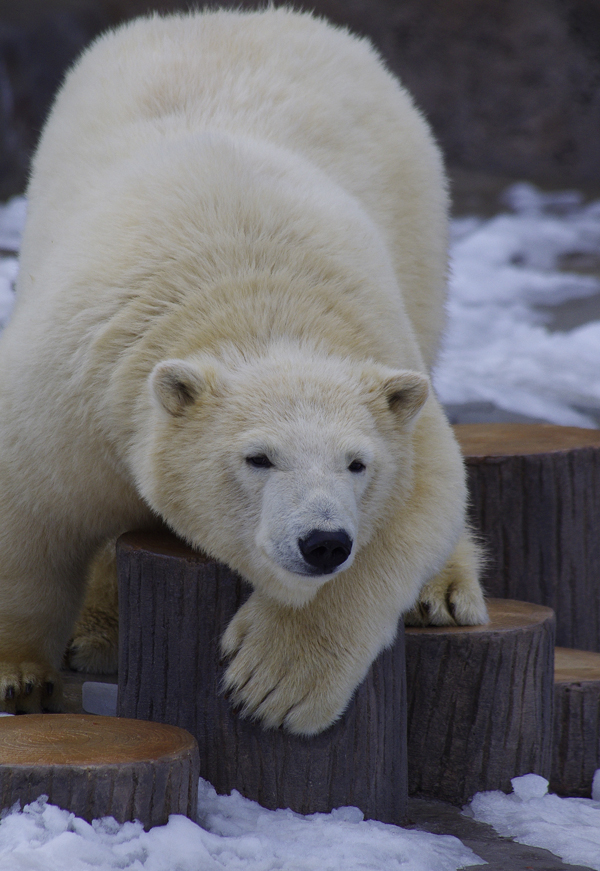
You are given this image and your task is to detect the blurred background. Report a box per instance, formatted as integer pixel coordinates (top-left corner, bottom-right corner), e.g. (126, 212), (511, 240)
(1, 0), (599, 204)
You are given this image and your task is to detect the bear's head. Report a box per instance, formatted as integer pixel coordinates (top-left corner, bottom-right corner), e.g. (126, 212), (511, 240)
(141, 344), (428, 607)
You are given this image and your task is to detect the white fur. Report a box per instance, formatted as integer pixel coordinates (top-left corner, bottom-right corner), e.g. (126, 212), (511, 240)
(0, 8), (486, 727)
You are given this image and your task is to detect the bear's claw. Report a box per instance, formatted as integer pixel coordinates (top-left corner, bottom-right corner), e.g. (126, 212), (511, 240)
(0, 661), (63, 713)
(405, 532), (488, 628)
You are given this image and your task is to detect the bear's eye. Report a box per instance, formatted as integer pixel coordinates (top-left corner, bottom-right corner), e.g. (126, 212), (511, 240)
(246, 454), (273, 469)
(348, 460), (366, 473)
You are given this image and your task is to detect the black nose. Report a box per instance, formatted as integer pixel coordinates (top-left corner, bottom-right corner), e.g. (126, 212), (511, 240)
(298, 529), (353, 574)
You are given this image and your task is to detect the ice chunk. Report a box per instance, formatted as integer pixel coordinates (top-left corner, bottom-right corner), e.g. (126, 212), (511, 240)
(511, 774), (549, 801)
(0, 257), (17, 327)
(0, 197), (26, 252)
(81, 682), (118, 717)
(592, 770), (600, 802)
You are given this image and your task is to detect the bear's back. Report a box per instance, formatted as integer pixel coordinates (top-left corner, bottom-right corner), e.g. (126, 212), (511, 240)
(21, 9), (449, 367)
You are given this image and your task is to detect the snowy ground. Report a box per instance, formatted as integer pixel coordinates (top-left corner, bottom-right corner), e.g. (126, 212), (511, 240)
(437, 182), (600, 428)
(0, 781), (480, 871)
(1, 185), (600, 869)
(466, 773), (600, 871)
(2, 774), (600, 870)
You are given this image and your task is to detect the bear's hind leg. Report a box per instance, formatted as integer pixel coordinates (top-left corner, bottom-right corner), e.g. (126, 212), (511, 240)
(66, 539), (119, 675)
(404, 530), (488, 627)
(0, 544), (84, 713)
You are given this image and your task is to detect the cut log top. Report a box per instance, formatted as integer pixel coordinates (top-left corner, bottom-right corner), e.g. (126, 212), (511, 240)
(0, 714), (197, 766)
(405, 598), (554, 638)
(555, 647), (600, 683)
(119, 529), (210, 562)
(453, 423), (600, 459)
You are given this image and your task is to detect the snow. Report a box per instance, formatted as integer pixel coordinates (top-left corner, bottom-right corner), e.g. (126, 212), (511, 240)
(509, 772), (549, 801)
(0, 195), (24, 327)
(466, 774), (600, 870)
(0, 782), (481, 871)
(3, 774), (600, 870)
(0, 195), (26, 253)
(435, 182), (600, 427)
(1, 183), (600, 867)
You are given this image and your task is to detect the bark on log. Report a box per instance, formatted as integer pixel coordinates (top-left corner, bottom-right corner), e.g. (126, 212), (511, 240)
(405, 599), (555, 805)
(552, 647), (600, 797)
(116, 530), (408, 824)
(454, 423), (600, 651)
(0, 713), (199, 828)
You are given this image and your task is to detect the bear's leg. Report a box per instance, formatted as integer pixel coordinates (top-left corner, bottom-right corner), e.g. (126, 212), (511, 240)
(404, 530), (488, 627)
(220, 553), (410, 737)
(0, 490), (145, 711)
(66, 538), (119, 675)
(0, 527), (82, 713)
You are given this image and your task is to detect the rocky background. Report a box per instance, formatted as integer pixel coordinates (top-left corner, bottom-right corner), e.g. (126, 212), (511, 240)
(0, 0), (599, 202)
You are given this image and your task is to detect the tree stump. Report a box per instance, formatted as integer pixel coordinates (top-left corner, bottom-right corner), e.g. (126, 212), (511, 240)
(116, 530), (408, 824)
(454, 423), (600, 650)
(405, 599), (555, 805)
(552, 647), (600, 797)
(0, 713), (199, 828)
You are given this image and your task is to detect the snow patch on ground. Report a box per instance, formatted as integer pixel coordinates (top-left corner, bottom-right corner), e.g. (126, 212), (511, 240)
(435, 183), (600, 427)
(466, 773), (600, 871)
(4, 774), (600, 870)
(0, 780), (481, 871)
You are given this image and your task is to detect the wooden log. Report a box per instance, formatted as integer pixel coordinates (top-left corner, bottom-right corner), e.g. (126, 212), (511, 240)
(116, 530), (408, 824)
(454, 423), (600, 651)
(405, 599), (555, 805)
(552, 647), (600, 797)
(0, 713), (199, 828)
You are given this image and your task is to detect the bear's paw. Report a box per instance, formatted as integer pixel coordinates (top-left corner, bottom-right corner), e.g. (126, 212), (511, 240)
(0, 660), (63, 714)
(221, 593), (363, 736)
(404, 533), (488, 627)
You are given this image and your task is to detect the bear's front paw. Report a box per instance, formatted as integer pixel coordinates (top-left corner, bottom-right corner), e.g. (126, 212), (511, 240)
(0, 660), (63, 714)
(404, 532), (488, 627)
(221, 594), (361, 736)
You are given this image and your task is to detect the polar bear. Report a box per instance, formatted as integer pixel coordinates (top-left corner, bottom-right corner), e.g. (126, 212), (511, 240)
(0, 8), (487, 729)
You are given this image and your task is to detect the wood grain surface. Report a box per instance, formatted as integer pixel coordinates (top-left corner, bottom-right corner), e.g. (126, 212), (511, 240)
(405, 599), (555, 804)
(0, 713), (199, 827)
(453, 423), (600, 650)
(552, 647), (600, 797)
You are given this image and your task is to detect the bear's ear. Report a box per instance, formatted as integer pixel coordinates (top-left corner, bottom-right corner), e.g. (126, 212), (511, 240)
(382, 370), (429, 425)
(150, 359), (208, 416)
